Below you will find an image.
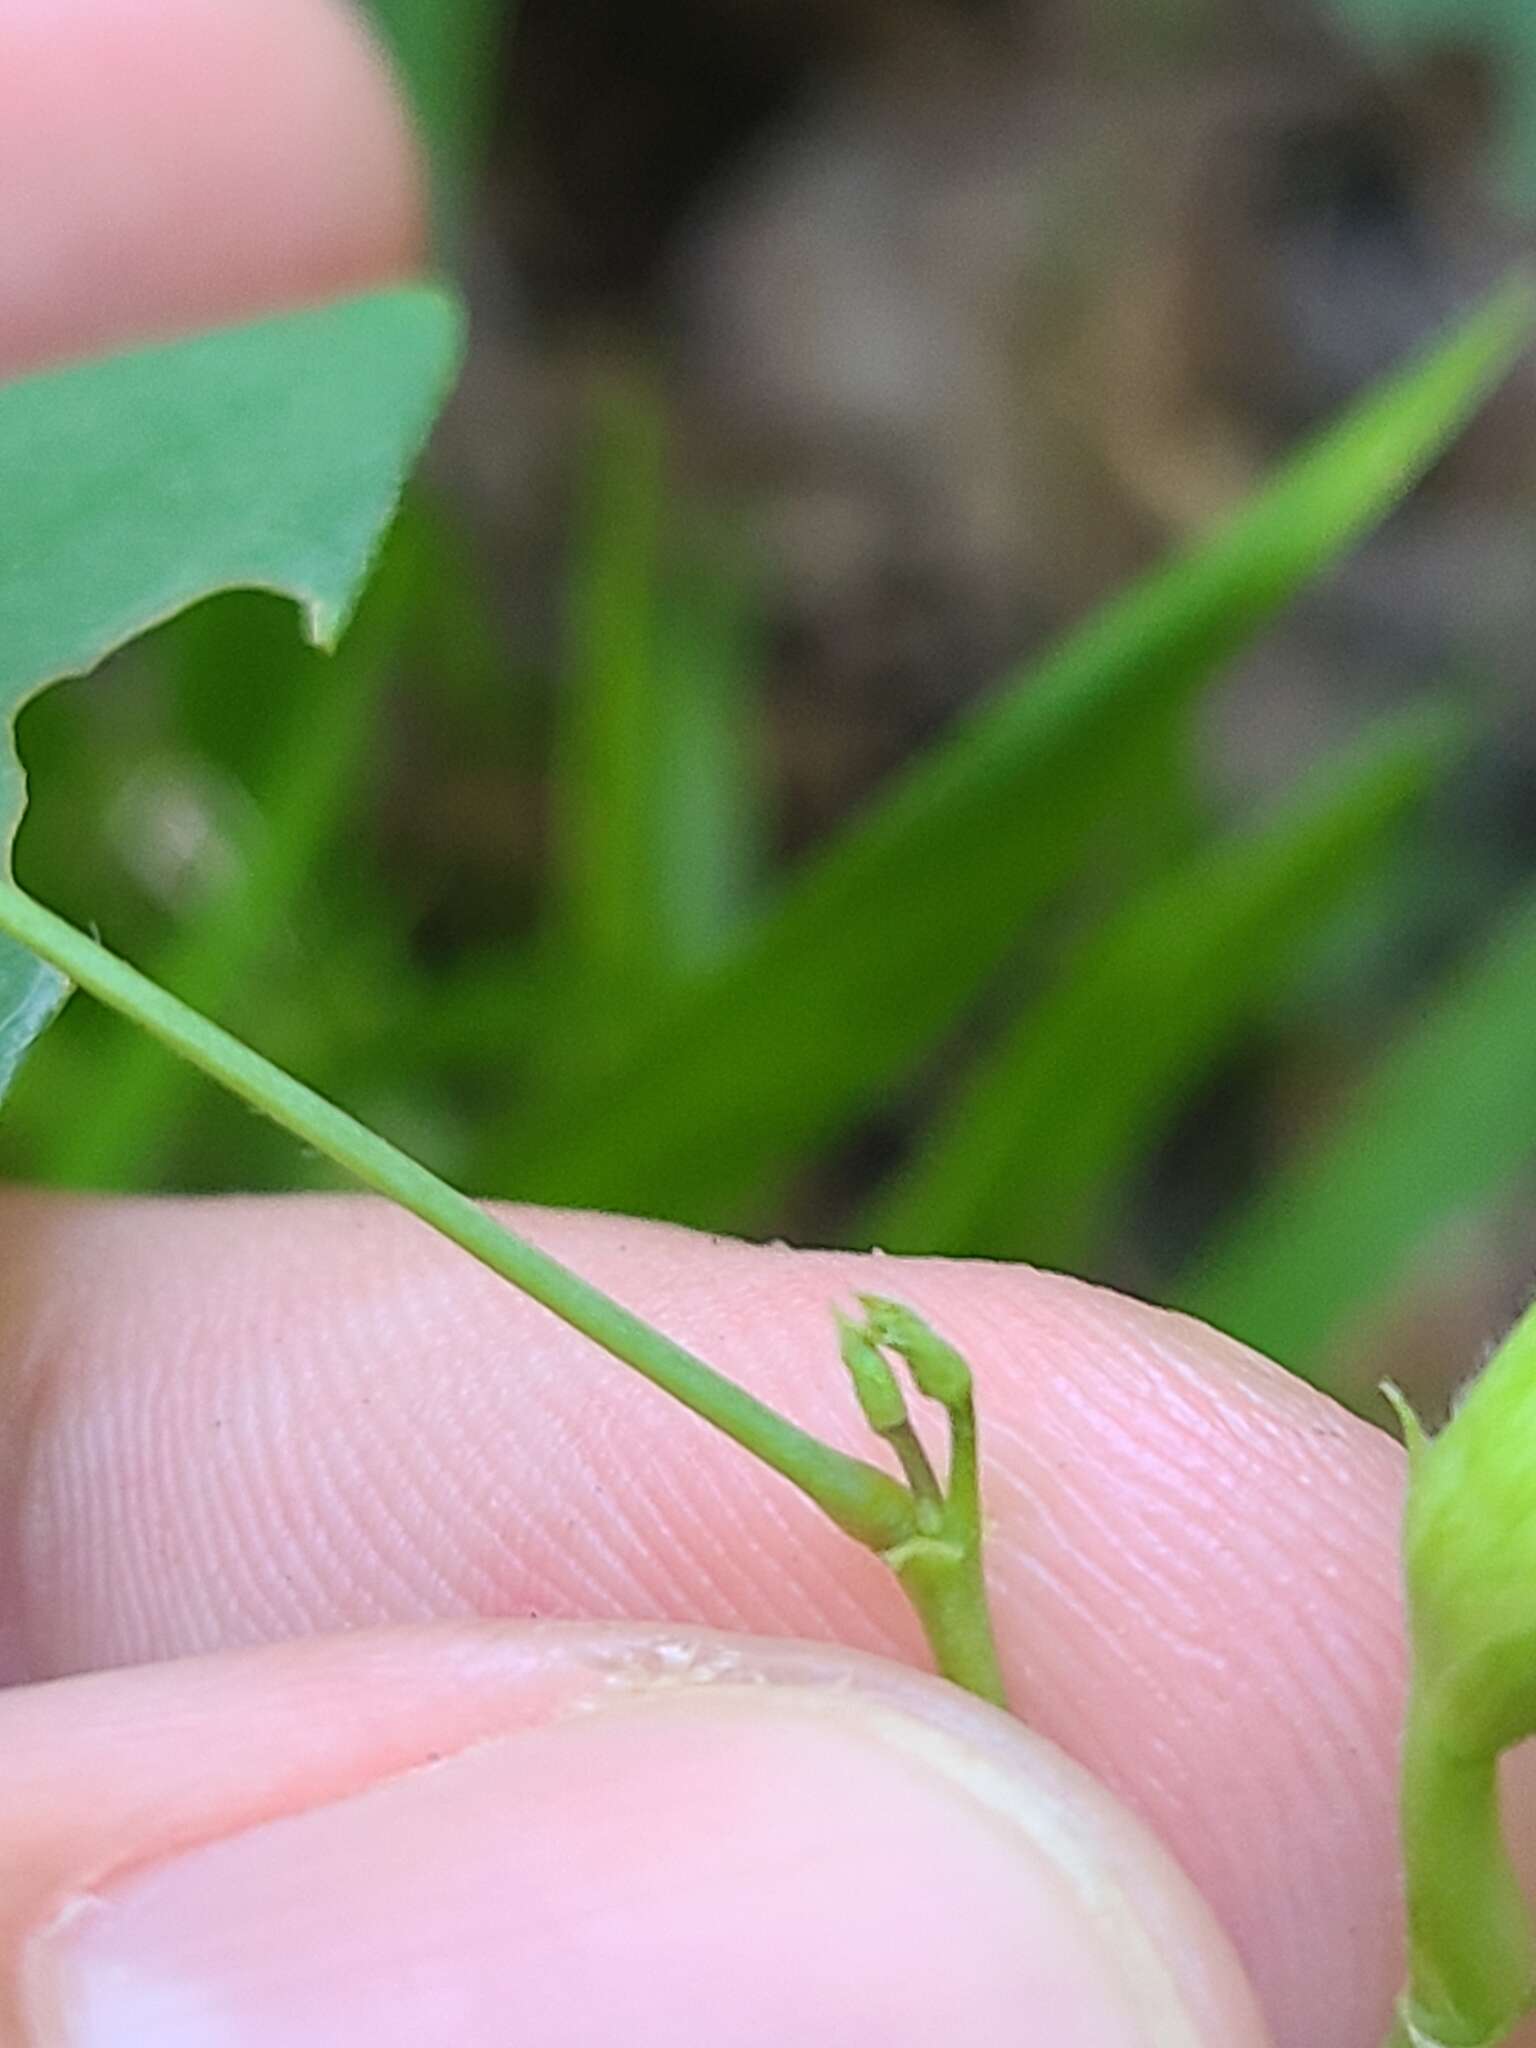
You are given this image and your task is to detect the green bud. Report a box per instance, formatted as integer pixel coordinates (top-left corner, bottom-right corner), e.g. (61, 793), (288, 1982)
(857, 1297), (972, 1409)
(1397, 1309), (1536, 1757)
(836, 1310), (908, 1436)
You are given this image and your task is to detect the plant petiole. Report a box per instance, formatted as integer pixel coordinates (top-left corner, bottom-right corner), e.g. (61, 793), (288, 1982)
(0, 878), (1008, 1709)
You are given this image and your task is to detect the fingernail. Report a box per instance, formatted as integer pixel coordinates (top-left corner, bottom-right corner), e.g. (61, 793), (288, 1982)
(26, 1686), (1251, 2048)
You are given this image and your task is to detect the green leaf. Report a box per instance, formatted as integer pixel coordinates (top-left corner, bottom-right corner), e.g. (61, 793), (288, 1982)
(861, 705), (1457, 1266)
(0, 940), (69, 1102)
(494, 282), (1534, 1230)
(0, 287), (464, 1104)
(1180, 879), (1536, 1387)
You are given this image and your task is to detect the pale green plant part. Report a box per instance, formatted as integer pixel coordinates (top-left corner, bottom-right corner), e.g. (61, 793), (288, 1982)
(0, 879), (1009, 1708)
(844, 1295), (1007, 1707)
(1385, 1305), (1536, 2048)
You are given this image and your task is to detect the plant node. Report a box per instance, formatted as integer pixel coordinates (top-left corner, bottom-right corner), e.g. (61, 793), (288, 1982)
(837, 1299), (1008, 1709)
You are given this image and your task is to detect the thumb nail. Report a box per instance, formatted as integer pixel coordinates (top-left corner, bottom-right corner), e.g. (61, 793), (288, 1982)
(25, 1683), (1263, 2048)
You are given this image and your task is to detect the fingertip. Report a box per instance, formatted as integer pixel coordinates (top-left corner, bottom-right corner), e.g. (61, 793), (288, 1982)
(8, 1628), (1268, 2048)
(0, 0), (427, 379)
(0, 1195), (1405, 2048)
(850, 1260), (1409, 2048)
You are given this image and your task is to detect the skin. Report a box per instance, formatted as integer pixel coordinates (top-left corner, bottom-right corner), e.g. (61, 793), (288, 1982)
(0, 0), (422, 377)
(1, 5), (1533, 2046)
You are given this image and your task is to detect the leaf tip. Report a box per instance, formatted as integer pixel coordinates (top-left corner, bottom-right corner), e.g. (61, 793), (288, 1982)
(1381, 1379), (1429, 1465)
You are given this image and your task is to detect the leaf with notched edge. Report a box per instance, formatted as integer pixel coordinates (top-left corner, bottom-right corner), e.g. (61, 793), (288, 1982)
(0, 285), (463, 1103)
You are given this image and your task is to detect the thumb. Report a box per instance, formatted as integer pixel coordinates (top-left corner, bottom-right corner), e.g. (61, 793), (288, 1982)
(8, 1624), (1268, 2048)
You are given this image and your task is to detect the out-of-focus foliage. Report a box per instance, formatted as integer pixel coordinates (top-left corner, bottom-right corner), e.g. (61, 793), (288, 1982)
(480, 295), (1526, 1232)
(1334, 0), (1536, 202)
(5, 288), (1534, 1416)
(1183, 886), (1536, 1381)
(360, 0), (507, 228)
(862, 708), (1458, 1271)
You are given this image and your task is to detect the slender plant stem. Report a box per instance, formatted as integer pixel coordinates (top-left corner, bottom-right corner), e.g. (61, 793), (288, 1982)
(900, 1389), (1007, 1708)
(1388, 1694), (1536, 2048)
(0, 879), (915, 1555)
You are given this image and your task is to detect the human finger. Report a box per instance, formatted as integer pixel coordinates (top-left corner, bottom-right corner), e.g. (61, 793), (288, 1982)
(3, 1622), (1267, 2048)
(0, 1190), (1412, 2048)
(0, 0), (423, 378)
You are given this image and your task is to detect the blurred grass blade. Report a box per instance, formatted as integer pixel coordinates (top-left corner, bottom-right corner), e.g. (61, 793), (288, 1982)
(651, 555), (764, 972)
(1180, 882), (1536, 1386)
(554, 378), (667, 991)
(862, 705), (1457, 1266)
(553, 379), (762, 995)
(491, 282), (1533, 1229)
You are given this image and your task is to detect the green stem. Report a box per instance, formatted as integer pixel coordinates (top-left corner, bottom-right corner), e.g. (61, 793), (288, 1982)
(1390, 1692), (1536, 2048)
(917, 1390), (1007, 1708)
(0, 882), (1019, 1708)
(0, 880), (914, 1556)
(893, 1538), (1007, 1709)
